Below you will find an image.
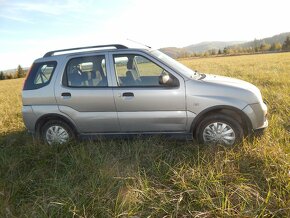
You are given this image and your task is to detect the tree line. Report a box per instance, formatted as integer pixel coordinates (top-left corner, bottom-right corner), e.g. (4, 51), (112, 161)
(180, 36), (290, 58)
(0, 65), (27, 80)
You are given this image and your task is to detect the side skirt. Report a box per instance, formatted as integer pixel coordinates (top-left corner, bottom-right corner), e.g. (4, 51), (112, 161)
(79, 132), (193, 141)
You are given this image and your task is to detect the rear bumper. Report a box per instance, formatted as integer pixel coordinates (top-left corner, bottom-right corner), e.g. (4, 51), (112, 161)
(22, 105), (37, 133)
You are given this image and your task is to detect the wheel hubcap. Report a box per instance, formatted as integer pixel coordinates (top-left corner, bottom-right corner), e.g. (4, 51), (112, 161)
(202, 122), (236, 145)
(45, 125), (69, 145)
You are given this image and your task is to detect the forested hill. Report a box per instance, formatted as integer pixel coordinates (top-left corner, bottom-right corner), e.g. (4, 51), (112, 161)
(234, 32), (290, 48)
(160, 32), (290, 58)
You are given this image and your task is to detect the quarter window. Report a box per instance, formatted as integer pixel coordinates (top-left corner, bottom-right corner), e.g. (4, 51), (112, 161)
(65, 55), (108, 87)
(23, 61), (57, 90)
(34, 64), (55, 85)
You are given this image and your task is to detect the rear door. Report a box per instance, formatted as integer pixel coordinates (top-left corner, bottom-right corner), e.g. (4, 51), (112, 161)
(55, 53), (119, 133)
(109, 51), (187, 132)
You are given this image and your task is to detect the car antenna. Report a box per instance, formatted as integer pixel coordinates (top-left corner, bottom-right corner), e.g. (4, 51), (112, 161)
(127, 38), (152, 49)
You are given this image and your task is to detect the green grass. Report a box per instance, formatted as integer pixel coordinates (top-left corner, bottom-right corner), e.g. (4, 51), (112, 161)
(0, 53), (289, 217)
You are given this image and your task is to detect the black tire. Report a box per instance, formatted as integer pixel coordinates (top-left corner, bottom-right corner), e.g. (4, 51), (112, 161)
(196, 113), (244, 145)
(41, 120), (75, 145)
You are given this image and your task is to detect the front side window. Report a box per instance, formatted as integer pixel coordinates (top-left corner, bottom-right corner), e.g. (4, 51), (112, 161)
(113, 54), (178, 87)
(65, 55), (108, 87)
(151, 50), (201, 80)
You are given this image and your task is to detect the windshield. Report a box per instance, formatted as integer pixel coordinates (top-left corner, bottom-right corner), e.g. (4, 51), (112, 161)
(150, 50), (201, 79)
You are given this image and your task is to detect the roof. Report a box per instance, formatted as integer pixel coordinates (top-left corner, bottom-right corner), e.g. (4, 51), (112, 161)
(43, 44), (129, 58)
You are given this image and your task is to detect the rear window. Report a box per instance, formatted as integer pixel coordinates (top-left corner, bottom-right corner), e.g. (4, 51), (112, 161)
(23, 61), (57, 90)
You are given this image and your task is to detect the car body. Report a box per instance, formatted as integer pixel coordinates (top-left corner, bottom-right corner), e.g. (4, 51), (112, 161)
(22, 44), (268, 145)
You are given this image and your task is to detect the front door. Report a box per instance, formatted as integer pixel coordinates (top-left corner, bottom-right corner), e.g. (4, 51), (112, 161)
(55, 53), (119, 133)
(110, 52), (187, 132)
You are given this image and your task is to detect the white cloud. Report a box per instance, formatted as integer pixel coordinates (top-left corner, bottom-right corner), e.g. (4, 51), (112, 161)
(4, 0), (107, 16)
(0, 14), (33, 23)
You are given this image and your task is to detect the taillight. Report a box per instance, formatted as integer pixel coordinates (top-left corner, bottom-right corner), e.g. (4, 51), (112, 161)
(23, 64), (33, 90)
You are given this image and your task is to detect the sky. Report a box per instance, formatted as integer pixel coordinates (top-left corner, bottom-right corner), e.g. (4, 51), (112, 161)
(0, 0), (289, 70)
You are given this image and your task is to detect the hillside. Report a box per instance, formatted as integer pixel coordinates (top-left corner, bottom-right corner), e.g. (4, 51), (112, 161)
(183, 41), (243, 53)
(160, 32), (290, 57)
(233, 32), (290, 48)
(160, 41), (243, 57)
(159, 47), (189, 58)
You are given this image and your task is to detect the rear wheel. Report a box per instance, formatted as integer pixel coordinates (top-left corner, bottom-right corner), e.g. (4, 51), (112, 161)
(41, 120), (75, 145)
(196, 114), (243, 146)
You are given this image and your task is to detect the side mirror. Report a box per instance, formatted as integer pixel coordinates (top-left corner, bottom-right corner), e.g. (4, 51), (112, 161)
(159, 74), (178, 87)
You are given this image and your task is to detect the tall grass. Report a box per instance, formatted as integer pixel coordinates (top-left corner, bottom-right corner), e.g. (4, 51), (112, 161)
(0, 53), (289, 217)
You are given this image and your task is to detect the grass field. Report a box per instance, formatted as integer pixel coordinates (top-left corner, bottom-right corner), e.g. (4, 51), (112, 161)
(0, 53), (289, 217)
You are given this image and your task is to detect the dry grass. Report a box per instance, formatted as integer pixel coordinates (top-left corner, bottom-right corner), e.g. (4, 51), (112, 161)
(0, 52), (289, 217)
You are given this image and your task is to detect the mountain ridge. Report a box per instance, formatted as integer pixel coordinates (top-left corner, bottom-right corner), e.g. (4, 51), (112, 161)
(160, 32), (290, 57)
(183, 41), (244, 53)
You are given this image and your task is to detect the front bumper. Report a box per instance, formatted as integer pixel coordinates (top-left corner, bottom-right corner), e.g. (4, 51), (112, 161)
(242, 101), (268, 131)
(253, 119), (268, 136)
(256, 119), (268, 130)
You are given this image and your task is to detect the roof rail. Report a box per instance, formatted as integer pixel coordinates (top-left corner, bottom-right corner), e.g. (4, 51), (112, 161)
(43, 44), (128, 57)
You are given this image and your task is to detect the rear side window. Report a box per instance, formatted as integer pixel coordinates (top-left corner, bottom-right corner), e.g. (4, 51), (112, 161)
(63, 55), (108, 87)
(23, 61), (57, 90)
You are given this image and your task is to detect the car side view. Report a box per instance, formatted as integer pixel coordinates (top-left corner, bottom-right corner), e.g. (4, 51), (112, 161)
(22, 44), (268, 145)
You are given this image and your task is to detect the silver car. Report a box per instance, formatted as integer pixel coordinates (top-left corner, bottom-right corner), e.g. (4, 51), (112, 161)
(22, 44), (268, 145)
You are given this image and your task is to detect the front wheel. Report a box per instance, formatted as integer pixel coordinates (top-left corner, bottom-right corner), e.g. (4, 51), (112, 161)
(196, 114), (244, 146)
(41, 120), (75, 145)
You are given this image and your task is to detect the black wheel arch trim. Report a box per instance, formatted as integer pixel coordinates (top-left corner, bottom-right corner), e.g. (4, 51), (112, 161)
(190, 105), (253, 136)
(35, 113), (78, 137)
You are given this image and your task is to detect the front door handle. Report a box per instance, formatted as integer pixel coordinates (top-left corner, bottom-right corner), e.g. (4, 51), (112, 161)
(122, 92), (134, 97)
(61, 92), (71, 98)
(61, 92), (71, 97)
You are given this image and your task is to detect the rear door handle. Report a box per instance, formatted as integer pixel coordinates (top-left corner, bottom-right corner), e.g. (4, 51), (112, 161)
(61, 92), (71, 97)
(122, 92), (134, 97)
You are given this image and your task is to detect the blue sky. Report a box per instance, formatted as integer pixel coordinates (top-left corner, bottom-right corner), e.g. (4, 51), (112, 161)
(0, 0), (289, 70)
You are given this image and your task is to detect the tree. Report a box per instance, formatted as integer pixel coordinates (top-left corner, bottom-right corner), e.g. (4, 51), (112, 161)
(282, 36), (290, 50)
(0, 71), (5, 80)
(210, 49), (217, 55)
(179, 51), (190, 58)
(260, 43), (271, 52)
(192, 52), (198, 57)
(218, 49), (222, 55)
(246, 47), (254, 53)
(6, 74), (13, 79)
(253, 38), (260, 52)
(223, 47), (229, 55)
(16, 65), (25, 78)
(270, 42), (282, 51)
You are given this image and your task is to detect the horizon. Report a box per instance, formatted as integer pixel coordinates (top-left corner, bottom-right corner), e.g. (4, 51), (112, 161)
(0, 0), (289, 71)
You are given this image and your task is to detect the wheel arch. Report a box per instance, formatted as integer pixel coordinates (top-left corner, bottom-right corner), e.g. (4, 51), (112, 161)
(35, 113), (78, 138)
(191, 105), (252, 138)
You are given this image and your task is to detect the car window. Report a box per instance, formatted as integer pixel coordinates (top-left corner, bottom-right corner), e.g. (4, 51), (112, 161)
(65, 55), (108, 87)
(23, 61), (57, 90)
(34, 64), (55, 85)
(113, 54), (178, 87)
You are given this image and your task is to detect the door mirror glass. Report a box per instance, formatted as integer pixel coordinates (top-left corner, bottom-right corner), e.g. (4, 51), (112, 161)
(159, 72), (178, 87)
